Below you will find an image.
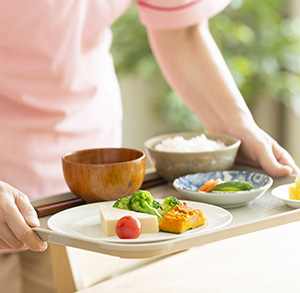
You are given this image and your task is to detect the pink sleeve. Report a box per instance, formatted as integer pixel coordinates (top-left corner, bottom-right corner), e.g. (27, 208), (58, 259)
(137, 0), (231, 30)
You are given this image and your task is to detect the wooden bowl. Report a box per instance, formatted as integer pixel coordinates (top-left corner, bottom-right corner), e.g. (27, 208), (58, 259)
(62, 148), (146, 202)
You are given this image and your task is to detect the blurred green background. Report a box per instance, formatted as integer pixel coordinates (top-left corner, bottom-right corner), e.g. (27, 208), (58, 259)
(111, 0), (300, 164)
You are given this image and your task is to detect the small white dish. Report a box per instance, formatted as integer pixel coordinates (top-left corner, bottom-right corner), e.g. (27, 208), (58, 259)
(173, 170), (273, 208)
(271, 184), (300, 208)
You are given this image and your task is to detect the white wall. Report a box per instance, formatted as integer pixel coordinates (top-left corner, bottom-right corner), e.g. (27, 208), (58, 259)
(251, 97), (282, 143)
(289, 0), (300, 17)
(120, 75), (174, 166)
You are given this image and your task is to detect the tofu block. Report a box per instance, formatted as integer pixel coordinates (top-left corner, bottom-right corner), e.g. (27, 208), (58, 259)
(99, 205), (159, 237)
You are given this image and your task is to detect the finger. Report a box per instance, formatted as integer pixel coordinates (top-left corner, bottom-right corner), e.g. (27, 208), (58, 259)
(0, 222), (27, 250)
(14, 193), (40, 227)
(1, 196), (47, 252)
(0, 183), (47, 252)
(237, 135), (291, 177)
(272, 144), (300, 175)
(0, 238), (15, 250)
(5, 206), (47, 252)
(255, 141), (293, 177)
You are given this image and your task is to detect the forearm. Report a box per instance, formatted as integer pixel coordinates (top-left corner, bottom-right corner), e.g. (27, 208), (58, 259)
(147, 21), (256, 135)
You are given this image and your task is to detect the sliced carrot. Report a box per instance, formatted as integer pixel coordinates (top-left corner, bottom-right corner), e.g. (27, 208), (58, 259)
(198, 179), (215, 192)
(207, 178), (223, 191)
(197, 178), (223, 192)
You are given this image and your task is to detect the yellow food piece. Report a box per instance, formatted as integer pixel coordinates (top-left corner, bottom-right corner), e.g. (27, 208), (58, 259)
(295, 176), (300, 189)
(159, 202), (206, 234)
(289, 183), (300, 200)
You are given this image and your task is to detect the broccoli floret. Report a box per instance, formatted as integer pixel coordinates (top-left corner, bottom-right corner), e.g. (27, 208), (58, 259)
(158, 196), (181, 216)
(152, 200), (161, 210)
(113, 196), (132, 210)
(130, 190), (162, 221)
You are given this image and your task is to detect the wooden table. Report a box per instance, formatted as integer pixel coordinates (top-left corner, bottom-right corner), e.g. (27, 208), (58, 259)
(76, 220), (300, 293)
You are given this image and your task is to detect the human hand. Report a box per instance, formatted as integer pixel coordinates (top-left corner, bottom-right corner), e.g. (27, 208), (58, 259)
(234, 127), (300, 177)
(0, 181), (48, 251)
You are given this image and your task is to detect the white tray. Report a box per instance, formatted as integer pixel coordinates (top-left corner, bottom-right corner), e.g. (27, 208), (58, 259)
(33, 168), (298, 259)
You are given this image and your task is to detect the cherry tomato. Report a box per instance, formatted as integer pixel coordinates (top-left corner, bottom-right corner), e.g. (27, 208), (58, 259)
(115, 216), (142, 239)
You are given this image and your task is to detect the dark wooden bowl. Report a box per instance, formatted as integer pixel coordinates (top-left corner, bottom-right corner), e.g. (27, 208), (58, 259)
(62, 148), (146, 202)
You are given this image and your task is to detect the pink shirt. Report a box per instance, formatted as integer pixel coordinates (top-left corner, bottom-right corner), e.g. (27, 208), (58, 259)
(0, 0), (230, 199)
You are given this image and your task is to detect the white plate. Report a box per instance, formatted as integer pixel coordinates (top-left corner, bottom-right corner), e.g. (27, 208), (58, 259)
(271, 184), (300, 208)
(47, 200), (232, 244)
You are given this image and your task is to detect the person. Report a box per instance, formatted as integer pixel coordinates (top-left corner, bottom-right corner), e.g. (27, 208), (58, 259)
(0, 0), (299, 292)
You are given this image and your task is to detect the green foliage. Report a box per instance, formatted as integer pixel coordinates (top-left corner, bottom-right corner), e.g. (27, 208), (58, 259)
(210, 0), (300, 106)
(111, 0), (300, 130)
(111, 4), (157, 79)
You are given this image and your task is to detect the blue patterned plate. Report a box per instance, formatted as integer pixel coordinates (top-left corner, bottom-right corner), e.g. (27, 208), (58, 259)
(173, 171), (273, 208)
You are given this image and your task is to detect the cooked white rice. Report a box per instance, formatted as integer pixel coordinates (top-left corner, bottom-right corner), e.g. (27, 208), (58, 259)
(154, 134), (226, 152)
